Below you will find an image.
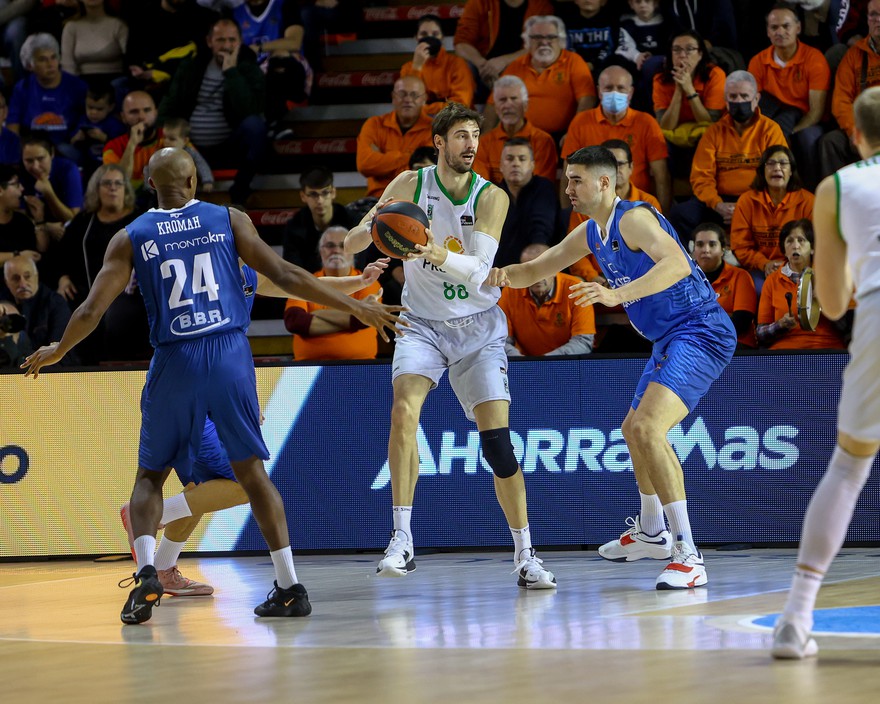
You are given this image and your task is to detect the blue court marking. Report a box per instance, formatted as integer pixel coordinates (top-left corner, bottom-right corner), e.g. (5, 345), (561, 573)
(753, 606), (880, 636)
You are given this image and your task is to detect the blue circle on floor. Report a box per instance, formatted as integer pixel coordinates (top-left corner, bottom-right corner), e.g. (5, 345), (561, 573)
(754, 606), (880, 635)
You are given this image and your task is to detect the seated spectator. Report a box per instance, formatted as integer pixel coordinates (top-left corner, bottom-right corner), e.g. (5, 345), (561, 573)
(283, 225), (382, 361)
(0, 164), (41, 261)
(653, 30), (725, 146)
(7, 32), (87, 162)
(820, 0), (880, 178)
(0, 91), (22, 165)
(282, 166), (354, 273)
(70, 82), (125, 177)
(556, 0), (618, 75)
(749, 3), (831, 190)
(143, 117), (213, 193)
(20, 134), (83, 234)
(356, 75), (434, 199)
(3, 254), (78, 364)
(0, 299), (32, 369)
(602, 138), (662, 210)
(158, 17), (266, 206)
(453, 0), (553, 97)
(495, 137), (558, 267)
(400, 14), (475, 112)
(564, 65), (671, 210)
(669, 70), (787, 242)
(692, 221), (757, 349)
(409, 145), (437, 170)
(489, 15), (597, 140)
(52, 163), (141, 363)
(498, 242), (595, 356)
(731, 145), (815, 291)
(473, 74), (558, 185)
(103, 89), (161, 197)
(662, 0), (739, 57)
(615, 0), (669, 111)
(756, 218), (848, 350)
(60, 0), (129, 87)
(0, 0), (37, 79)
(234, 0), (312, 122)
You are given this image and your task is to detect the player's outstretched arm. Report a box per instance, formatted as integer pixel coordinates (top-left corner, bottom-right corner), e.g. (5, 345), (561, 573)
(487, 221), (591, 289)
(22, 229), (134, 377)
(812, 174), (852, 320)
(232, 209), (405, 341)
(254, 258), (390, 298)
(345, 171), (419, 254)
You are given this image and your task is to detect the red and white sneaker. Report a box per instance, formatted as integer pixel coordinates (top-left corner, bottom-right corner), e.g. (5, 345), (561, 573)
(157, 565), (214, 596)
(120, 503), (136, 562)
(598, 516), (672, 562)
(655, 541), (708, 590)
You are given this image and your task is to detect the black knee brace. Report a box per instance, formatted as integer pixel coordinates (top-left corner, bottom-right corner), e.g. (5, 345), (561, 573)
(480, 428), (519, 478)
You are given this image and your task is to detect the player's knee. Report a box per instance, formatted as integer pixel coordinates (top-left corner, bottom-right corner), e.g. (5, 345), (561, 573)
(480, 428), (519, 478)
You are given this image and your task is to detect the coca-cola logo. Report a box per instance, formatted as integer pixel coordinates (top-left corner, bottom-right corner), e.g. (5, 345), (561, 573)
(313, 139), (354, 153)
(273, 140), (302, 155)
(318, 73), (353, 87)
(363, 8), (397, 21)
(254, 210), (297, 226)
(360, 71), (396, 86)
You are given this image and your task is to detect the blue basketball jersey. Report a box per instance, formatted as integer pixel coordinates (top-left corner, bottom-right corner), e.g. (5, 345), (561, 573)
(128, 200), (250, 347)
(585, 198), (718, 342)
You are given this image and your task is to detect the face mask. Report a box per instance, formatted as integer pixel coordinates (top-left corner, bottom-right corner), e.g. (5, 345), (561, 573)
(728, 101), (755, 123)
(601, 91), (629, 115)
(419, 36), (442, 57)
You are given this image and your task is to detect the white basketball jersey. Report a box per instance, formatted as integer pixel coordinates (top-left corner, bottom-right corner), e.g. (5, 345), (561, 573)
(403, 166), (501, 320)
(838, 155), (880, 300)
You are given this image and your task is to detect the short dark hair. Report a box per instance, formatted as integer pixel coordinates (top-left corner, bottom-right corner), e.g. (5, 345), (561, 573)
(779, 218), (813, 254)
(601, 139), (632, 162)
(567, 146), (618, 185)
(163, 117), (191, 137)
(86, 82), (114, 104)
(0, 164), (18, 186)
(751, 145), (802, 192)
(300, 166), (334, 190)
(21, 134), (55, 155)
(408, 145), (437, 168)
(417, 13), (443, 30)
(431, 102), (482, 141)
(692, 221), (728, 248)
(502, 136), (533, 156)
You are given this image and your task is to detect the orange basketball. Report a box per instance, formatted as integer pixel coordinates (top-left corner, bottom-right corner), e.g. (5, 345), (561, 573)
(370, 200), (430, 259)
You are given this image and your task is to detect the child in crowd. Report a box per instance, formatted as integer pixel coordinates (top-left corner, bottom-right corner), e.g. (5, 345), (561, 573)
(70, 85), (126, 176)
(152, 118), (214, 192)
(615, 0), (668, 111)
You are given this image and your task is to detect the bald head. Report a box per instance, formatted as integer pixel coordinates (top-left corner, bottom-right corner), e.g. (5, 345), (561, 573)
(147, 148), (197, 205)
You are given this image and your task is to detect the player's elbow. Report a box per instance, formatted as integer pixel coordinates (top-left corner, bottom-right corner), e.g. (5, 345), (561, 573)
(816, 296), (848, 321)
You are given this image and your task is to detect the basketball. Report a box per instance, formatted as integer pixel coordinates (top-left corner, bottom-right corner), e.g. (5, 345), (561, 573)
(370, 200), (430, 259)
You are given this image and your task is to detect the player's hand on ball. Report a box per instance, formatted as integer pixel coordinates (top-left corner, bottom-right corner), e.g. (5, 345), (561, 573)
(21, 343), (63, 378)
(407, 226), (440, 264)
(569, 281), (620, 308)
(485, 267), (510, 288)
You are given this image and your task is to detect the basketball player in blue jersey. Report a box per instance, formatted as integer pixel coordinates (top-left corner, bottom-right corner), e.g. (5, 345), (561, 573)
(772, 88), (880, 659)
(121, 259), (389, 597)
(345, 103), (557, 590)
(23, 148), (403, 624)
(488, 145), (737, 590)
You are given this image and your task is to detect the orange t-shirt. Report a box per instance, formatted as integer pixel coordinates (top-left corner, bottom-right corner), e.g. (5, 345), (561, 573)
(831, 38), (880, 134)
(690, 111), (787, 209)
(757, 270), (846, 350)
(712, 262), (758, 348)
(652, 65), (727, 122)
(284, 271), (381, 360)
(496, 50), (597, 135)
(103, 129), (164, 187)
(400, 47), (476, 111)
(356, 109), (434, 197)
(564, 107), (667, 192)
(453, 0), (553, 57)
(730, 188), (815, 271)
(747, 42), (830, 115)
(499, 272), (596, 356)
(473, 120), (559, 185)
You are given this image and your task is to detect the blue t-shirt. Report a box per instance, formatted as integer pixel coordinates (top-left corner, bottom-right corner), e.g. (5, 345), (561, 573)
(75, 114), (126, 162)
(585, 198), (717, 342)
(128, 199), (251, 347)
(8, 72), (88, 144)
(0, 128), (22, 165)
(21, 155), (84, 211)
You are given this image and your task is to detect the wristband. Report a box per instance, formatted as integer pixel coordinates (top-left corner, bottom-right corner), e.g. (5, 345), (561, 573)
(686, 92), (699, 100)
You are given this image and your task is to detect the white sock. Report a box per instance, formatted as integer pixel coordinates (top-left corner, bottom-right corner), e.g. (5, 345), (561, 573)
(510, 524), (532, 562)
(270, 547), (298, 589)
(783, 446), (873, 624)
(133, 536), (156, 570)
(663, 500), (696, 552)
(392, 505), (413, 543)
(153, 538), (185, 571)
(161, 493), (193, 525)
(639, 492), (665, 535)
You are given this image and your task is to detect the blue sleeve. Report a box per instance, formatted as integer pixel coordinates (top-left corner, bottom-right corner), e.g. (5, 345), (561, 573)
(7, 79), (26, 126)
(59, 159), (85, 210)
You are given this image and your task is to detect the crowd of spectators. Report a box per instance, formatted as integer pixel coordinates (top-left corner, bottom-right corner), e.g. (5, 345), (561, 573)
(1, 0), (875, 366)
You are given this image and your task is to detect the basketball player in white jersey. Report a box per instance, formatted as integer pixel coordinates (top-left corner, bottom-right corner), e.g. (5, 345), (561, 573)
(345, 103), (556, 589)
(772, 86), (880, 658)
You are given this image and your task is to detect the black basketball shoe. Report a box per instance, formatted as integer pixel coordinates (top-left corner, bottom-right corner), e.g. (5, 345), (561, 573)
(254, 582), (312, 617)
(120, 565), (164, 624)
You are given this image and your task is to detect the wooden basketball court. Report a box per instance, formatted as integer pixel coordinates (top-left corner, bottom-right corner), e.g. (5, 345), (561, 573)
(3, 548), (879, 703)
